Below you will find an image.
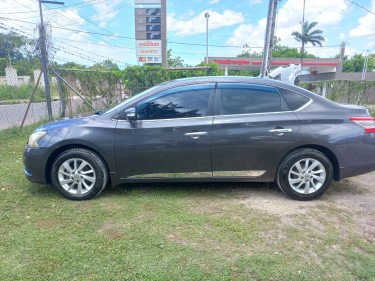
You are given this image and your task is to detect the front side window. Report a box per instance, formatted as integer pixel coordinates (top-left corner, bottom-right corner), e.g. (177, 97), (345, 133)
(219, 85), (283, 115)
(137, 88), (211, 120)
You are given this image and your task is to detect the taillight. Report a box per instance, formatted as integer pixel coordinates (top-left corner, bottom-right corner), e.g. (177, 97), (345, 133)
(350, 117), (375, 133)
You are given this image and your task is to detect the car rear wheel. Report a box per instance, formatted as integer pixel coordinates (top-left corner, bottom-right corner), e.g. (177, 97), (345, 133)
(51, 148), (108, 200)
(276, 149), (333, 201)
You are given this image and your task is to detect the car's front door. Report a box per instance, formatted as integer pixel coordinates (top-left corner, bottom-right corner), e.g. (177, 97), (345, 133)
(115, 84), (215, 179)
(211, 83), (301, 178)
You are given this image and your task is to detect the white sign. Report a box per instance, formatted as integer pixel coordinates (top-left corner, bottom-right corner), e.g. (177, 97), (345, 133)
(134, 0), (161, 4)
(136, 40), (162, 64)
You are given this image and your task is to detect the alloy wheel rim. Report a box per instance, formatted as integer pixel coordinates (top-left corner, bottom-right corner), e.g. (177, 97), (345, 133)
(288, 158), (326, 194)
(57, 158), (96, 195)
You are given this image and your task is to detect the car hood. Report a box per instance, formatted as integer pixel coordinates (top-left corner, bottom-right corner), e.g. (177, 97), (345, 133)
(35, 114), (95, 132)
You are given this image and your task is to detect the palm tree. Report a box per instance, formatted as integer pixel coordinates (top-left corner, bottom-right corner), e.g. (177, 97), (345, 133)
(292, 21), (325, 61)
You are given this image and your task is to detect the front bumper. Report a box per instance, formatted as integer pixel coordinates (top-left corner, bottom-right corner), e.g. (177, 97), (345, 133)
(23, 145), (53, 184)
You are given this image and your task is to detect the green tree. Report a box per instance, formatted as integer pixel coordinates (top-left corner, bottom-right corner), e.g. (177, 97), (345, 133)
(92, 60), (119, 71)
(291, 21), (325, 57)
(342, 54), (375, 72)
(0, 32), (40, 76)
(167, 49), (185, 67)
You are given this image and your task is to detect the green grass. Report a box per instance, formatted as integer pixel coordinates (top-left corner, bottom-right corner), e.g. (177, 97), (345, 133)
(370, 108), (375, 117)
(0, 84), (60, 103)
(1, 124), (375, 280)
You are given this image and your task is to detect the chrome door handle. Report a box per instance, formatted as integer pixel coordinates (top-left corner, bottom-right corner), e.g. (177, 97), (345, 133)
(269, 128), (293, 133)
(185, 132), (208, 139)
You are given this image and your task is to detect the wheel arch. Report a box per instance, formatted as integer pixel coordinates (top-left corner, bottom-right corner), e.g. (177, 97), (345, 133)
(45, 144), (110, 184)
(282, 144), (340, 181)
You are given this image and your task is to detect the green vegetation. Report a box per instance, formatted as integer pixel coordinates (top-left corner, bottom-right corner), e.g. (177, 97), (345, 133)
(300, 80), (375, 105)
(0, 84), (46, 102)
(0, 32), (40, 77)
(1, 124), (375, 280)
(342, 54), (375, 73)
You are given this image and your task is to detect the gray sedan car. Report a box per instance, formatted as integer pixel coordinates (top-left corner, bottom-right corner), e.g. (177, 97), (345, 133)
(23, 77), (375, 201)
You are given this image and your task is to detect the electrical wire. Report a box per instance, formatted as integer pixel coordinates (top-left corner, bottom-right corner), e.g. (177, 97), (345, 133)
(0, 17), (343, 50)
(347, 0), (375, 16)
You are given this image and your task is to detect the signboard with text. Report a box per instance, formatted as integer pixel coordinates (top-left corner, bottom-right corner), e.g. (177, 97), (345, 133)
(136, 40), (162, 64)
(134, 1), (166, 66)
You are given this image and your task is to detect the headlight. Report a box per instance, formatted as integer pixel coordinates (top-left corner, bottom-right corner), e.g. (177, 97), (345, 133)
(28, 131), (47, 148)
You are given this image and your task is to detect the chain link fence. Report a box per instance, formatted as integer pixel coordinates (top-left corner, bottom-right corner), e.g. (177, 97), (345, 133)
(0, 41), (130, 130)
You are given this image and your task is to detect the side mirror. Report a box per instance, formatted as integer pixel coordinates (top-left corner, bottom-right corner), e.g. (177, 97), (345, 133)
(124, 108), (136, 121)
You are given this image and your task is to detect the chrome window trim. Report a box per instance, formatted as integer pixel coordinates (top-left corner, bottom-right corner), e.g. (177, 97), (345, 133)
(214, 111), (293, 118)
(127, 170), (266, 178)
(213, 170), (266, 177)
(132, 115), (214, 123)
(128, 172), (212, 178)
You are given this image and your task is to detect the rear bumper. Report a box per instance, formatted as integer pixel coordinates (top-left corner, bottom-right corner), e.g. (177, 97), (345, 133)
(23, 146), (53, 184)
(338, 134), (375, 180)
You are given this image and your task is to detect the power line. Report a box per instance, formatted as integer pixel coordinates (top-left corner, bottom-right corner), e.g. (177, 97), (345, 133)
(0, 0), (108, 15)
(0, 17), (343, 50)
(347, 0), (375, 16)
(9, 0), (135, 50)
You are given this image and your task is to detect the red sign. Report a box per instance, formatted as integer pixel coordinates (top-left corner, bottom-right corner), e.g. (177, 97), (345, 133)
(138, 41), (160, 47)
(212, 59), (250, 66)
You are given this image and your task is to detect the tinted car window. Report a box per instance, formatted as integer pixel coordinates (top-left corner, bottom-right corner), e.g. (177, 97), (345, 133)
(220, 88), (282, 115)
(279, 88), (310, 110)
(137, 89), (211, 120)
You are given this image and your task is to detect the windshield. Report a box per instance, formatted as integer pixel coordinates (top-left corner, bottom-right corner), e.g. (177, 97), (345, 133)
(104, 85), (160, 115)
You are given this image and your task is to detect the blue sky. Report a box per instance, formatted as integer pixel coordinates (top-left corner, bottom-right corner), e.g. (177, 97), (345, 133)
(1, 0), (374, 68)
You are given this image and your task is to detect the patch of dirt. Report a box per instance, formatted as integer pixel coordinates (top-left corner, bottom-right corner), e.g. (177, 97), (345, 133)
(99, 201), (123, 211)
(96, 222), (123, 233)
(190, 173), (375, 245)
(36, 218), (66, 228)
(105, 230), (124, 240)
(97, 222), (127, 240)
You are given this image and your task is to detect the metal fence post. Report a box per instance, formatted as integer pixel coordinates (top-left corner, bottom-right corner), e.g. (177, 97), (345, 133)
(55, 71), (65, 117)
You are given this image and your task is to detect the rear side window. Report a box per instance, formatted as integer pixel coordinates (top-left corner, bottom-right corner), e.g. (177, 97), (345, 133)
(137, 88), (211, 120)
(219, 85), (283, 115)
(279, 88), (310, 111)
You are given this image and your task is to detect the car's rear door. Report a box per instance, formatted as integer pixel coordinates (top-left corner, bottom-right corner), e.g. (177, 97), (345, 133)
(115, 84), (215, 179)
(211, 83), (301, 178)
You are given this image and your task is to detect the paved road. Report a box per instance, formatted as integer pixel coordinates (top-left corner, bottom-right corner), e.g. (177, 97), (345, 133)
(0, 99), (88, 130)
(0, 97), (112, 130)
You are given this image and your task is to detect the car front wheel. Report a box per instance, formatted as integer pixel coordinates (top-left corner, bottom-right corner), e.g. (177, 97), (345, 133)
(276, 148), (333, 201)
(51, 148), (108, 200)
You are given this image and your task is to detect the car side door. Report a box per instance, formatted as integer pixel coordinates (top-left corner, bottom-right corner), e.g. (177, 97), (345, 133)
(211, 83), (301, 179)
(115, 84), (215, 179)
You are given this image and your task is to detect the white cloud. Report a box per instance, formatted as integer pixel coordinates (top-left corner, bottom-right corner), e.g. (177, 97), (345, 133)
(249, 0), (262, 5)
(227, 0), (348, 56)
(168, 9), (245, 36)
(340, 33), (346, 40)
(89, 0), (122, 21)
(209, 0), (219, 3)
(349, 1), (375, 37)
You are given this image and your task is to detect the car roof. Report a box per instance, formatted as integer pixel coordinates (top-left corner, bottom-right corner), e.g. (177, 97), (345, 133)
(159, 76), (297, 90)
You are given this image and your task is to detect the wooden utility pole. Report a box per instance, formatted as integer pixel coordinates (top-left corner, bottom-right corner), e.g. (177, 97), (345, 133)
(260, 0), (278, 77)
(38, 0), (64, 121)
(161, 0), (167, 67)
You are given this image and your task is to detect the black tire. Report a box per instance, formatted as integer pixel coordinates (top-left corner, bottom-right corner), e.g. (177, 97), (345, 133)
(276, 148), (333, 201)
(51, 148), (108, 200)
